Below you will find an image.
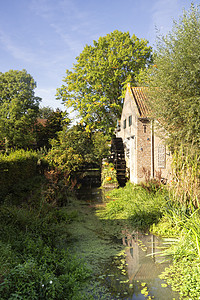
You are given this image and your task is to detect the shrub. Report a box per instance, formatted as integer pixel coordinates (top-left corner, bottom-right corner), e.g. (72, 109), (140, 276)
(0, 149), (46, 204)
(0, 203), (90, 299)
(101, 161), (118, 187)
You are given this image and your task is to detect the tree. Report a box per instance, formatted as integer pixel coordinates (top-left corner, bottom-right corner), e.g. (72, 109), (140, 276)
(36, 109), (70, 149)
(45, 124), (110, 186)
(38, 106), (54, 119)
(0, 69), (41, 150)
(146, 4), (200, 148)
(57, 30), (152, 134)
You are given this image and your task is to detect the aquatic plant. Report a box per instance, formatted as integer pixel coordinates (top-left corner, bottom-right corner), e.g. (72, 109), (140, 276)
(152, 205), (200, 299)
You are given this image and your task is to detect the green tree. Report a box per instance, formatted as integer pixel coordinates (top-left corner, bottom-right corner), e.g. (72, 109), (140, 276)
(38, 106), (54, 118)
(146, 4), (200, 148)
(0, 69), (41, 150)
(36, 109), (70, 149)
(45, 125), (109, 187)
(57, 30), (152, 134)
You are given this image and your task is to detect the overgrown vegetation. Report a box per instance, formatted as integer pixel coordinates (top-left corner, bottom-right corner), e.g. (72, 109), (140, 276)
(0, 201), (91, 299)
(97, 181), (167, 231)
(101, 161), (118, 187)
(0, 149), (92, 299)
(99, 178), (200, 299)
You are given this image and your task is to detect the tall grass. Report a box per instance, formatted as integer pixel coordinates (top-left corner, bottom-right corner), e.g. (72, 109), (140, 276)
(98, 182), (168, 230)
(170, 144), (200, 209)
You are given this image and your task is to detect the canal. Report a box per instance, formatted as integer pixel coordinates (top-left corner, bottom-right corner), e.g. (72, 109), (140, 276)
(67, 186), (179, 300)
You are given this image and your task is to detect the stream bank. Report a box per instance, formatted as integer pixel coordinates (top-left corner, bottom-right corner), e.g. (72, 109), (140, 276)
(66, 186), (179, 299)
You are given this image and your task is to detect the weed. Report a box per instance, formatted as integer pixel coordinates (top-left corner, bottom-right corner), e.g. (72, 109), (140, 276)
(98, 182), (167, 231)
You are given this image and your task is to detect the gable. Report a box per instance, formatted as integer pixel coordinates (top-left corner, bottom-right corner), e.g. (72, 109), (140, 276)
(125, 84), (150, 118)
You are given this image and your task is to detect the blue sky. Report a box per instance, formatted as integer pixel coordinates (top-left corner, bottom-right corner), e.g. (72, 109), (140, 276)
(0, 0), (198, 111)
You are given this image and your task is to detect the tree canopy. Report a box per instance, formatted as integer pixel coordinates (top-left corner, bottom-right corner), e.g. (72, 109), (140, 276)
(46, 124), (109, 184)
(57, 30), (152, 134)
(145, 4), (200, 148)
(36, 109), (70, 149)
(0, 69), (41, 149)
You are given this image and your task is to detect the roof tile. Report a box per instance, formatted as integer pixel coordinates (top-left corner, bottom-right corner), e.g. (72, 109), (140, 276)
(131, 87), (150, 118)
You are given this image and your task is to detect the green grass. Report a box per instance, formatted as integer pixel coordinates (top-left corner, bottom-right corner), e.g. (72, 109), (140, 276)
(98, 181), (200, 299)
(0, 201), (91, 299)
(97, 181), (168, 231)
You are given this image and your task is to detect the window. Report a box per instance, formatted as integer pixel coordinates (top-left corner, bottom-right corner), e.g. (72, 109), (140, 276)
(158, 144), (166, 168)
(128, 115), (132, 126)
(143, 125), (147, 133)
(123, 119), (126, 129)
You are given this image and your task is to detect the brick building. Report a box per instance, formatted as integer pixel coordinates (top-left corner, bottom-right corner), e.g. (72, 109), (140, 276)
(116, 84), (172, 184)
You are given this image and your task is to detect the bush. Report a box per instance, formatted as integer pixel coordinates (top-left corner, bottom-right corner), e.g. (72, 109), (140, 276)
(0, 203), (90, 300)
(0, 149), (46, 204)
(101, 161), (118, 187)
(0, 249), (90, 300)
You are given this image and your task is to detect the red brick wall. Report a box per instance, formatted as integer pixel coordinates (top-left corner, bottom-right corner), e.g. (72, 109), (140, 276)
(136, 119), (152, 181)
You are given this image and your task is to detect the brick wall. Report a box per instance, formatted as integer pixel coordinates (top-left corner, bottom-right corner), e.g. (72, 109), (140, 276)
(136, 119), (152, 182)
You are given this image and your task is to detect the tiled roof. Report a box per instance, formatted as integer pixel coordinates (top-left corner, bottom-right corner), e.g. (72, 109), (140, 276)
(131, 87), (150, 118)
(37, 118), (47, 126)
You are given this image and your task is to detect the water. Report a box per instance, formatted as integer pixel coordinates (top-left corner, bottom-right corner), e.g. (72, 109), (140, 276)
(75, 187), (179, 300)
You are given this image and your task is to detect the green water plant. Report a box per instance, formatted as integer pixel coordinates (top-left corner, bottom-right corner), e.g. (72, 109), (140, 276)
(152, 208), (200, 299)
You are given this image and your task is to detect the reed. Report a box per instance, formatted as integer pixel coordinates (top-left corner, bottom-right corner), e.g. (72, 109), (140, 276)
(170, 144), (200, 209)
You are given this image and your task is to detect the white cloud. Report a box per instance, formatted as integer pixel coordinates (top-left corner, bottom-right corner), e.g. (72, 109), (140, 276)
(0, 29), (37, 63)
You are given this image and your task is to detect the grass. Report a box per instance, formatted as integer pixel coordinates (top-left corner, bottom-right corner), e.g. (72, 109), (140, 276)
(97, 181), (168, 231)
(98, 181), (200, 299)
(153, 209), (200, 299)
(0, 199), (91, 299)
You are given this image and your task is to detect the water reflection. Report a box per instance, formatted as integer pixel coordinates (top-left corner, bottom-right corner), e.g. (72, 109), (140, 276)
(121, 230), (178, 299)
(76, 187), (178, 299)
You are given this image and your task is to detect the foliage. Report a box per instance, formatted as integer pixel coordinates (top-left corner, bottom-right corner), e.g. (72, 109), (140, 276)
(36, 109), (70, 149)
(160, 258), (200, 300)
(145, 4), (200, 148)
(0, 69), (41, 150)
(101, 161), (118, 187)
(0, 202), (90, 300)
(57, 30), (152, 134)
(91, 131), (110, 165)
(153, 210), (200, 299)
(170, 144), (200, 209)
(38, 106), (54, 118)
(43, 168), (72, 206)
(45, 125), (109, 188)
(97, 182), (167, 230)
(0, 149), (45, 203)
(46, 124), (93, 172)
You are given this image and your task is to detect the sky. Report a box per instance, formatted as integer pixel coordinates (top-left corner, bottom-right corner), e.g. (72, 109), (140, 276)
(0, 0), (198, 112)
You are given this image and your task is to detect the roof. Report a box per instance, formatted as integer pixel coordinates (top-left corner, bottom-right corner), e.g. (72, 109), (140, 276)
(37, 118), (47, 126)
(130, 86), (150, 118)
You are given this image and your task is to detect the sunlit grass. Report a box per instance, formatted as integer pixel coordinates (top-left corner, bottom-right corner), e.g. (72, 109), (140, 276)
(97, 181), (168, 231)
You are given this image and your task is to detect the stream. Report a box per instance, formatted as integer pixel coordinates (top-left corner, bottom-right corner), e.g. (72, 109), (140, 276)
(68, 186), (179, 300)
